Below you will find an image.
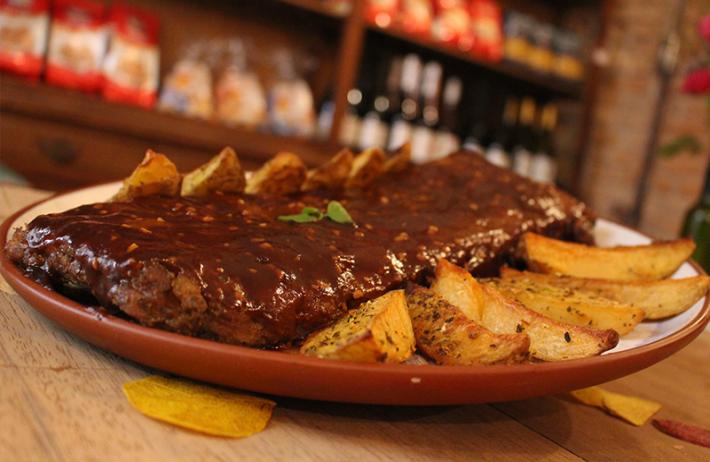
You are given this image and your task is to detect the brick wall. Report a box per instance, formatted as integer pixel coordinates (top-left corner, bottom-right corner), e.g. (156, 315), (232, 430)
(581, 0), (709, 239)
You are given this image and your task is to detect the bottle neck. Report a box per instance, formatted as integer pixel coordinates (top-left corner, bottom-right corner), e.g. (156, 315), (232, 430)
(702, 165), (710, 204)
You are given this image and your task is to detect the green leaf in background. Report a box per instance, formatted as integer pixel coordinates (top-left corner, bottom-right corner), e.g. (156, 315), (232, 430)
(278, 206), (324, 223)
(325, 201), (355, 224)
(658, 135), (702, 157)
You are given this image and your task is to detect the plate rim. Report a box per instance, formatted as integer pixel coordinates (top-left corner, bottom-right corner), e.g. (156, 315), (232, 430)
(2, 183), (709, 404)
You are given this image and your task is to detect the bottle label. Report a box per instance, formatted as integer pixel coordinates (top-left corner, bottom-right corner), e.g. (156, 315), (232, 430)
(339, 113), (361, 147)
(388, 119), (412, 151)
(530, 153), (557, 183)
(486, 144), (510, 168)
(411, 125), (434, 163)
(358, 114), (387, 150)
(433, 131), (460, 159)
(512, 147), (532, 177)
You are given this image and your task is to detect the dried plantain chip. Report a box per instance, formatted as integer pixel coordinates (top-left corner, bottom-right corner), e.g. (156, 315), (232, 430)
(123, 376), (275, 438)
(570, 386), (661, 426)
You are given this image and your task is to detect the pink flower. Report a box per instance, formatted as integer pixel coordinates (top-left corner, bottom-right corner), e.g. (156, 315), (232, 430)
(700, 14), (710, 43)
(682, 68), (710, 94)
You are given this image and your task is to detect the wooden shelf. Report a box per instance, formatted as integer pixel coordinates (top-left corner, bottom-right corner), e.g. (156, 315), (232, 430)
(278, 0), (349, 19)
(367, 24), (584, 99)
(0, 76), (339, 167)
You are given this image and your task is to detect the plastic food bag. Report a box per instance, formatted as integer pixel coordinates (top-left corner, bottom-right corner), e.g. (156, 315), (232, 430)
(365, 0), (399, 28)
(469, 0), (503, 62)
(46, 0), (107, 92)
(268, 49), (315, 137)
(399, 0), (433, 36)
(0, 0), (49, 78)
(432, 0), (473, 49)
(159, 44), (213, 119)
(213, 39), (267, 128)
(102, 4), (160, 108)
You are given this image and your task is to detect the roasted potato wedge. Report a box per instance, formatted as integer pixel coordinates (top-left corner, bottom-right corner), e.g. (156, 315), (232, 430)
(479, 284), (619, 361)
(112, 150), (181, 201)
(300, 290), (415, 363)
(485, 278), (644, 335)
(301, 148), (353, 191)
(520, 233), (695, 281)
(180, 147), (246, 197)
(501, 267), (709, 320)
(406, 286), (529, 365)
(383, 142), (411, 173)
(431, 259), (485, 321)
(431, 259), (618, 360)
(245, 151), (306, 195)
(346, 147), (385, 189)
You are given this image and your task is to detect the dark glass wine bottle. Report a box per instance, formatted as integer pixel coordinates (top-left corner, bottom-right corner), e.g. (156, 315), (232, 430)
(681, 165), (710, 272)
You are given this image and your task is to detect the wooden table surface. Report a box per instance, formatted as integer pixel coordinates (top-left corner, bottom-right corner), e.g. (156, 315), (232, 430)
(1, 184), (708, 462)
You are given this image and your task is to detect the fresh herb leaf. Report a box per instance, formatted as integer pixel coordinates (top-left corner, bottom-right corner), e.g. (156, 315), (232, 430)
(278, 206), (323, 223)
(325, 201), (354, 224)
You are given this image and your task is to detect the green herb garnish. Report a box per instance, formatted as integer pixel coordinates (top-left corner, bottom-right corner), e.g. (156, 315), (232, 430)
(278, 201), (355, 225)
(325, 201), (354, 224)
(277, 206), (323, 223)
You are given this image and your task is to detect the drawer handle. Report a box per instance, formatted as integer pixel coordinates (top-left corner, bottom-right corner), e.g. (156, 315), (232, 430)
(38, 138), (79, 166)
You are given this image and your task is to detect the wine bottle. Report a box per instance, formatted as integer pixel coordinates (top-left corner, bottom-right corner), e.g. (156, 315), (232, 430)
(358, 57), (392, 150)
(411, 61), (442, 163)
(387, 53), (422, 151)
(485, 96), (517, 168)
(432, 76), (463, 159)
(338, 87), (363, 148)
(462, 119), (489, 154)
(681, 165), (710, 272)
(530, 103), (558, 183)
(512, 97), (536, 177)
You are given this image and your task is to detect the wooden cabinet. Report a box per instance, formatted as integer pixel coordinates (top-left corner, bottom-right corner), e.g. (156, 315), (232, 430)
(0, 0), (607, 192)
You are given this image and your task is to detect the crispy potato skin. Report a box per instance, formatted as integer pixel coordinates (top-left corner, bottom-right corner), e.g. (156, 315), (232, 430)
(479, 285), (619, 361)
(430, 259), (618, 361)
(521, 233), (695, 281)
(486, 278), (644, 335)
(346, 148), (385, 189)
(245, 151), (306, 195)
(301, 148), (354, 191)
(181, 147), (245, 197)
(501, 267), (709, 320)
(406, 286), (530, 365)
(113, 150), (181, 201)
(300, 290), (415, 363)
(383, 143), (411, 173)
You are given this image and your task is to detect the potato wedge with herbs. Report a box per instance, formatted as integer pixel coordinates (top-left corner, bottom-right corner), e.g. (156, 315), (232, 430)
(301, 148), (353, 191)
(180, 147), (246, 197)
(113, 150), (181, 201)
(520, 233), (695, 281)
(346, 147), (385, 189)
(406, 286), (529, 365)
(485, 278), (644, 335)
(430, 259), (618, 360)
(383, 142), (411, 173)
(501, 267), (709, 320)
(245, 151), (306, 196)
(300, 290), (415, 363)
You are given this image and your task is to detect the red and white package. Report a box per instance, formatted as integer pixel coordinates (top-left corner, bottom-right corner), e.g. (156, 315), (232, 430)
(431, 0), (473, 49)
(469, 0), (502, 61)
(399, 0), (432, 36)
(46, 0), (107, 92)
(0, 0), (49, 78)
(364, 0), (399, 28)
(102, 4), (159, 108)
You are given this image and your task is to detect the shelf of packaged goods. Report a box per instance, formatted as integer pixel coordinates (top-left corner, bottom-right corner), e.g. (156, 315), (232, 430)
(277, 0), (350, 19)
(366, 24), (584, 99)
(0, 76), (340, 167)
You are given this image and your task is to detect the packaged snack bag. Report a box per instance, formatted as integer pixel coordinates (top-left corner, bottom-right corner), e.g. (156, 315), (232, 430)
(102, 3), (159, 108)
(399, 0), (433, 36)
(364, 0), (399, 28)
(527, 21), (554, 74)
(213, 39), (267, 128)
(469, 0), (502, 62)
(158, 44), (213, 119)
(503, 11), (532, 65)
(432, 0), (473, 49)
(0, 0), (49, 78)
(46, 0), (107, 92)
(268, 49), (315, 137)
